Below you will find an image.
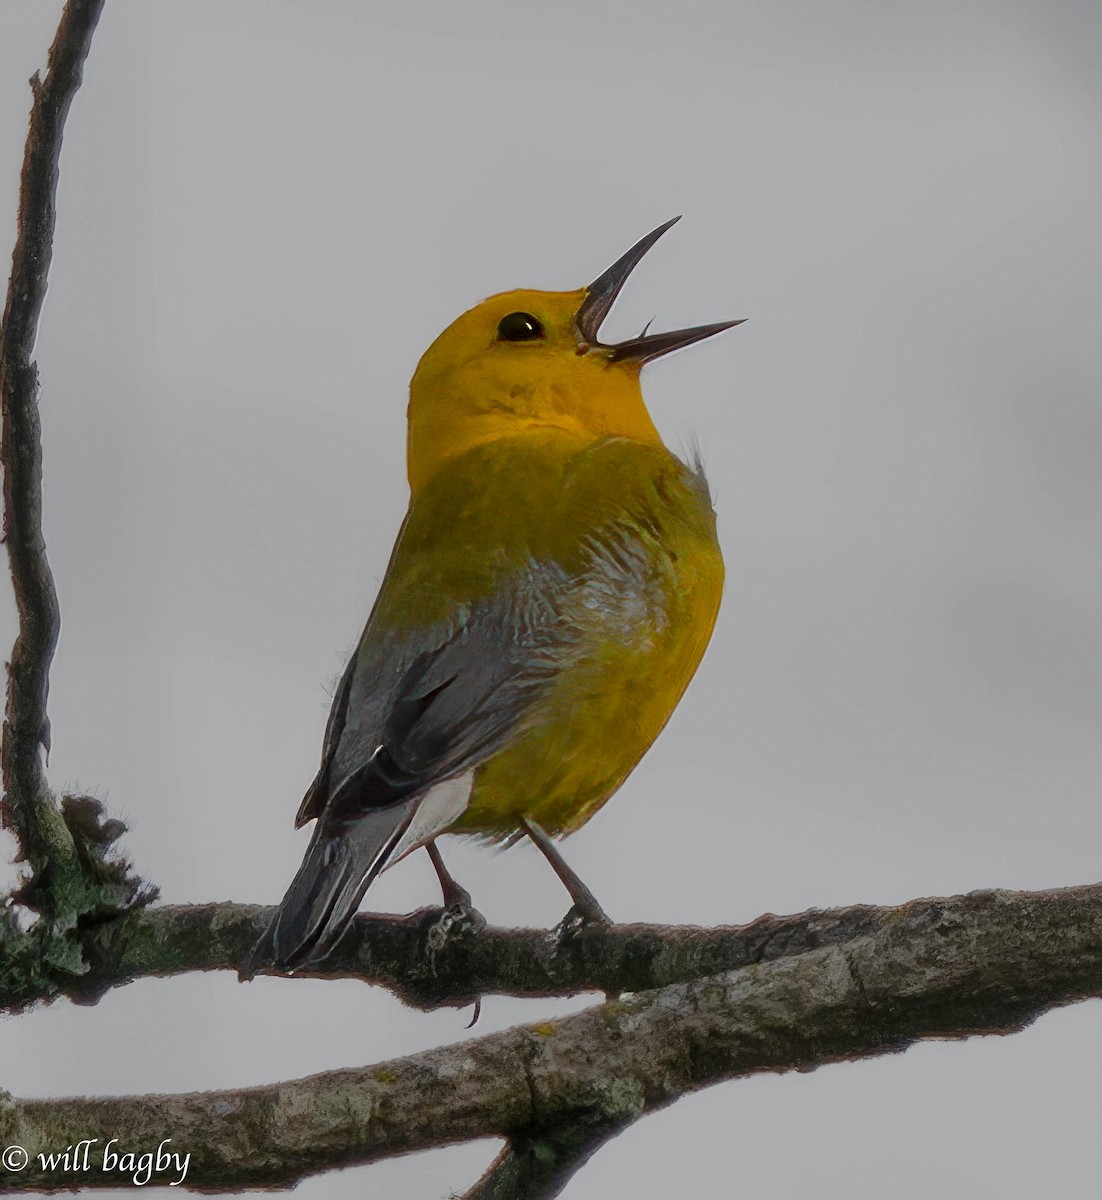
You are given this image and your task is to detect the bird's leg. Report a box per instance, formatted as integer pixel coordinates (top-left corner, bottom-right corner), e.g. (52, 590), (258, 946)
(424, 840), (486, 943)
(426, 840), (473, 910)
(423, 842), (485, 1025)
(522, 818), (611, 928)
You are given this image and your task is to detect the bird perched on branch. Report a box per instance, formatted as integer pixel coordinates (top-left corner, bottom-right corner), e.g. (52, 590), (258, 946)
(255, 217), (742, 971)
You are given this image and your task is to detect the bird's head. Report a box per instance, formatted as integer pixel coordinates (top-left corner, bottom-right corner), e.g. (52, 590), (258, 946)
(407, 218), (743, 492)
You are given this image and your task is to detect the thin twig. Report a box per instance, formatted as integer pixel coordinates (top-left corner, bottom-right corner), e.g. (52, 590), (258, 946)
(0, 0), (105, 884)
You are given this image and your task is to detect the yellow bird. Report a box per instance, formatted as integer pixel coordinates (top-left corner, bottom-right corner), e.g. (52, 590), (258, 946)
(257, 218), (741, 970)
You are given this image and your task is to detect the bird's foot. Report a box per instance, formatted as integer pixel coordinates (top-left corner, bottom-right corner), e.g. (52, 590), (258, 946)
(424, 899), (487, 970)
(553, 898), (612, 940)
(449, 897), (487, 935)
(521, 818), (610, 936)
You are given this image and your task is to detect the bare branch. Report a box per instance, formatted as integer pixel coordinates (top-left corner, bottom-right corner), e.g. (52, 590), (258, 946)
(2, 880), (1101, 1192)
(0, 0), (105, 881)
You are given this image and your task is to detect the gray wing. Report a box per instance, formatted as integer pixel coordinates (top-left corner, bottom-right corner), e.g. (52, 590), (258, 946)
(294, 651), (356, 827)
(299, 556), (581, 831)
(251, 557), (586, 971)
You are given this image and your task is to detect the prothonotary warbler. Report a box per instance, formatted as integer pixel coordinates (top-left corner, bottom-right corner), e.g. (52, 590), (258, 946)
(255, 217), (742, 970)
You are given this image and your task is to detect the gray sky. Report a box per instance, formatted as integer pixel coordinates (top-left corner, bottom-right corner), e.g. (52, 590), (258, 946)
(2, 1), (1101, 1196)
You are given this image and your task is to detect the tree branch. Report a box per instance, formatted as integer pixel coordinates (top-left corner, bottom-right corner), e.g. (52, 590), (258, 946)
(0, 0), (104, 882)
(463, 1114), (631, 1200)
(0, 0), (154, 1005)
(2, 881), (1100, 1192)
(6, 893), (838, 1011)
(5, 881), (1102, 1018)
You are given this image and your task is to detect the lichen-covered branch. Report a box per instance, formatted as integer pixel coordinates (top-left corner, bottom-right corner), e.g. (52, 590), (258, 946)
(5, 882), (1102, 1019)
(3, 891), (834, 1011)
(2, 882), (1101, 1193)
(0, 0), (104, 882)
(0, 2), (156, 1003)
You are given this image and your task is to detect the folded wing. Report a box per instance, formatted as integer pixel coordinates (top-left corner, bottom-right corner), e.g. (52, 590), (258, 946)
(253, 557), (580, 970)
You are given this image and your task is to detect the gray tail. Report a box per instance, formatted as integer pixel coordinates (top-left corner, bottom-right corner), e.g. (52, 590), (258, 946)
(250, 807), (414, 973)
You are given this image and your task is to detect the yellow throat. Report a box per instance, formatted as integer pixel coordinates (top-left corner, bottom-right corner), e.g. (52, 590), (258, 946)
(407, 216), (743, 493)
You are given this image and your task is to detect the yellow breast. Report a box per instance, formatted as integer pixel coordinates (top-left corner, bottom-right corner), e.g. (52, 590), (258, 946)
(390, 433), (724, 837)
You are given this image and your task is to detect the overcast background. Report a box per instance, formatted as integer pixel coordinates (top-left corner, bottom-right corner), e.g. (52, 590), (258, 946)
(2, 2), (1101, 1196)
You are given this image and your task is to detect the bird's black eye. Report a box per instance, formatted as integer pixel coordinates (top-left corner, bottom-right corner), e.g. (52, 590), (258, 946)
(497, 311), (544, 342)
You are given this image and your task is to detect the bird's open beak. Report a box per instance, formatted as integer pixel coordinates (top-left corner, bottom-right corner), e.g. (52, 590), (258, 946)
(573, 216), (745, 364)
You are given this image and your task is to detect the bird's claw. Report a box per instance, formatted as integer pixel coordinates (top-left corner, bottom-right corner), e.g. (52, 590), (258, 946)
(552, 900), (611, 940)
(425, 901), (487, 972)
(454, 899), (487, 934)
